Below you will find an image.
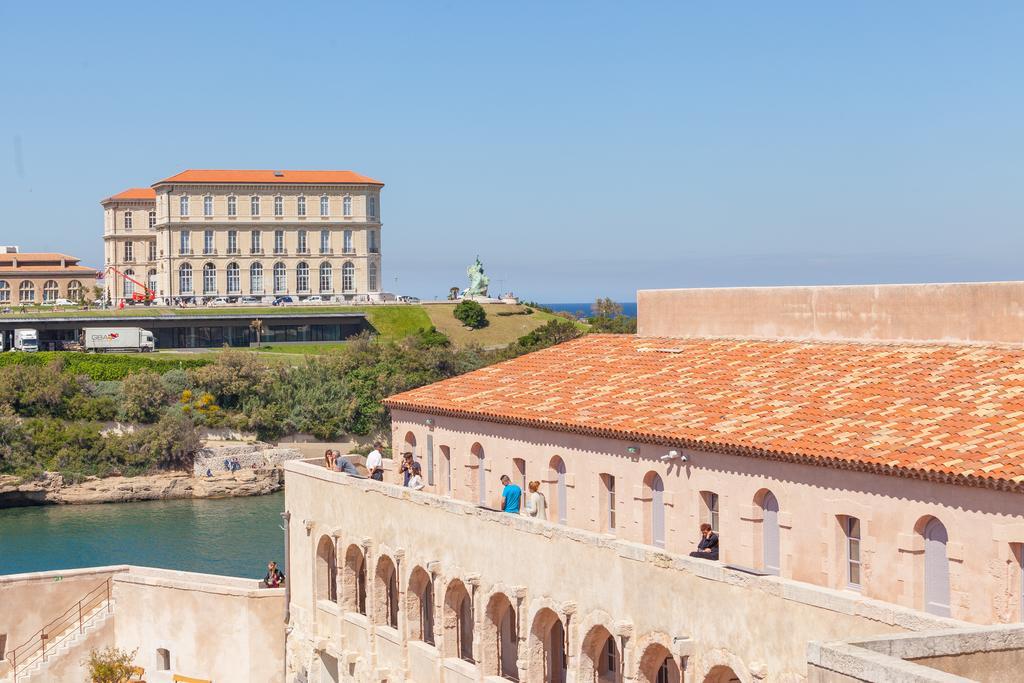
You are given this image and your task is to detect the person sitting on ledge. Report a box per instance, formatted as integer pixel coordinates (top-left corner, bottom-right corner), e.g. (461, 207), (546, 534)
(366, 442), (385, 481)
(332, 451), (359, 476)
(323, 449), (335, 470)
(263, 560), (286, 588)
(689, 523), (719, 561)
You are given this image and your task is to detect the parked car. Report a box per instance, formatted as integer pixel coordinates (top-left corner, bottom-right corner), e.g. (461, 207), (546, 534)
(397, 295), (421, 304)
(272, 296), (294, 306)
(45, 298), (78, 307)
(240, 296), (262, 304)
(208, 297), (229, 306)
(304, 295), (325, 304)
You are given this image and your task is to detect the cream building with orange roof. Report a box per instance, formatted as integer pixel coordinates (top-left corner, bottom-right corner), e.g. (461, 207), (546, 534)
(282, 281), (1024, 683)
(0, 249), (98, 305)
(101, 170), (384, 303)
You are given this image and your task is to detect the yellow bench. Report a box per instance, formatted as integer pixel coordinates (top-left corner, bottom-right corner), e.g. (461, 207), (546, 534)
(172, 676), (212, 683)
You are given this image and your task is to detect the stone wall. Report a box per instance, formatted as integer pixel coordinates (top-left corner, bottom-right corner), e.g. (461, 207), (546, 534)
(192, 443), (303, 477)
(283, 460), (963, 683)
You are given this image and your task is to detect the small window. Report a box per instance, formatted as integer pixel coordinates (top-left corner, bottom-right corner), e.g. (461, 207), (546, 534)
(600, 474), (616, 531)
(298, 230), (308, 253)
(320, 230), (331, 254)
(251, 195), (261, 216)
(274, 230), (285, 254)
(274, 195), (283, 216)
(204, 230), (214, 254)
(227, 195), (237, 216)
(251, 230), (262, 253)
(297, 195), (307, 216)
(320, 195), (329, 217)
(368, 230), (379, 253)
(368, 195), (377, 218)
(156, 648), (170, 671)
(179, 231), (191, 254)
(148, 210), (156, 228)
(123, 241), (134, 262)
(343, 229), (353, 254)
(179, 195), (189, 216)
(203, 195), (213, 216)
(123, 211), (133, 231)
(846, 516), (861, 588)
(227, 230), (238, 254)
(701, 491), (719, 533)
(148, 241), (157, 261)
(343, 195), (352, 216)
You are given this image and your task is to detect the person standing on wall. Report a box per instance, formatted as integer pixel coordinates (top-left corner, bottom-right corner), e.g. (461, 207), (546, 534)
(399, 452), (415, 486)
(500, 475), (523, 513)
(367, 441), (385, 481)
(523, 481), (548, 520)
(263, 561), (286, 588)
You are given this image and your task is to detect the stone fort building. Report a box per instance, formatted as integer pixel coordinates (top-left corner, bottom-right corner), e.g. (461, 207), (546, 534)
(284, 281), (1024, 683)
(101, 169), (383, 303)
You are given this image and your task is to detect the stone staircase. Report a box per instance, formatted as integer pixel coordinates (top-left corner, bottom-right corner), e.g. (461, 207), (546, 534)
(5, 579), (114, 683)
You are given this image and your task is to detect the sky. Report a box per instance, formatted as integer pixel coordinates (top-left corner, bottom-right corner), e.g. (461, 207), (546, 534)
(0, 2), (1022, 302)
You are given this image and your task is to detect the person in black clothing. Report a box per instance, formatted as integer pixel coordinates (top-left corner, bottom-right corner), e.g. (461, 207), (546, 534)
(264, 561), (286, 588)
(689, 523), (719, 560)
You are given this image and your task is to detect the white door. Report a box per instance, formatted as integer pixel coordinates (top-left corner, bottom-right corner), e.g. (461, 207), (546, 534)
(555, 460), (567, 524)
(650, 474), (665, 548)
(762, 492), (780, 575)
(924, 518), (951, 616)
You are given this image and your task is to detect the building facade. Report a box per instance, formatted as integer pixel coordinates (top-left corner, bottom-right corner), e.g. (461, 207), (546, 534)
(284, 281), (1024, 683)
(0, 250), (98, 305)
(102, 170), (384, 303)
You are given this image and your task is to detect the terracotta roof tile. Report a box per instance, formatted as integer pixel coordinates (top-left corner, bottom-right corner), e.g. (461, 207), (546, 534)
(154, 169), (383, 186)
(384, 335), (1024, 488)
(103, 188), (157, 202)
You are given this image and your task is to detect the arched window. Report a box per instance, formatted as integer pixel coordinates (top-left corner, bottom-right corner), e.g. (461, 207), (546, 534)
(122, 270), (135, 299)
(581, 625), (619, 682)
(374, 555), (399, 629)
(320, 262), (333, 293)
(638, 643), (679, 683)
(484, 592), (518, 680)
(42, 280), (59, 302)
(920, 516), (951, 616)
(315, 535), (338, 603)
(343, 545), (367, 615)
(18, 280), (34, 303)
(250, 262), (264, 293)
(528, 608), (566, 683)
(548, 456), (567, 524)
(644, 471), (665, 548)
(178, 263), (193, 293)
(368, 261), (378, 291)
(202, 263), (216, 294)
(123, 210), (133, 231)
(226, 263), (240, 293)
(296, 262), (310, 292)
(443, 580), (474, 663)
(156, 648), (170, 671)
(343, 195), (352, 216)
(273, 262), (287, 293)
(148, 210), (156, 228)
(407, 567), (434, 645)
(756, 490), (780, 575)
(341, 262), (354, 292)
(147, 270), (157, 294)
(0, 280), (9, 303)
(67, 280), (83, 301)
(472, 443), (486, 506)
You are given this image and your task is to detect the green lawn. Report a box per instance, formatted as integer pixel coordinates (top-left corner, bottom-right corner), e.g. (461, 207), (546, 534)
(424, 304), (572, 348)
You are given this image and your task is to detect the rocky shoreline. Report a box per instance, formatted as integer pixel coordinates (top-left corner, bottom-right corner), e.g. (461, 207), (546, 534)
(0, 469), (284, 508)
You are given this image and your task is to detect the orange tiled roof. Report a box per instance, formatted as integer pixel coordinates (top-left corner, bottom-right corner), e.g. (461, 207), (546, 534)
(384, 335), (1024, 490)
(0, 264), (97, 273)
(103, 188), (157, 202)
(0, 253), (80, 263)
(154, 169), (383, 186)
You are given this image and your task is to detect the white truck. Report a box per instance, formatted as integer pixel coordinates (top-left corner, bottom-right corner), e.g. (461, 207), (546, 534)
(82, 327), (156, 353)
(12, 328), (39, 352)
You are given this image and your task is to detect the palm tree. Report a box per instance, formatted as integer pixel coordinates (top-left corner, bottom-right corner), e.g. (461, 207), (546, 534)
(250, 318), (264, 347)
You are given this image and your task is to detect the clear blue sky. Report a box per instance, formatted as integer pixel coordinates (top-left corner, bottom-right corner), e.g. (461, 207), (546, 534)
(1, 2), (1021, 301)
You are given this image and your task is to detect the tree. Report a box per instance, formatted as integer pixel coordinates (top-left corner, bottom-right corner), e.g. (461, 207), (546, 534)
(85, 646), (138, 683)
(119, 371), (170, 423)
(592, 297), (623, 318)
(250, 318), (265, 347)
(453, 300), (488, 329)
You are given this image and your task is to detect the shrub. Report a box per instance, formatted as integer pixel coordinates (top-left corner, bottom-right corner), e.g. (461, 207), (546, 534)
(453, 300), (488, 329)
(189, 352), (277, 409)
(411, 326), (451, 349)
(0, 361), (78, 417)
(119, 371), (170, 423)
(0, 352), (209, 381)
(125, 411), (202, 470)
(65, 394), (119, 422)
(86, 646), (139, 683)
(160, 368), (190, 397)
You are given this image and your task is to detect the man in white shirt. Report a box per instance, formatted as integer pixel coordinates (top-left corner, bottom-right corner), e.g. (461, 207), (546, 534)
(366, 441), (385, 481)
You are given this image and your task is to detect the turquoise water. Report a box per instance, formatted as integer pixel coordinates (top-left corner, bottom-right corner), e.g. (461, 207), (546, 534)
(0, 493), (284, 578)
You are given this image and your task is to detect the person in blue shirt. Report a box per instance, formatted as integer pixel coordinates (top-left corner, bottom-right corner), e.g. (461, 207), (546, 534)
(500, 475), (523, 513)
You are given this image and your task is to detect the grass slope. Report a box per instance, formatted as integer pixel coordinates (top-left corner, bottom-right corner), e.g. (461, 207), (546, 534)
(424, 304), (558, 348)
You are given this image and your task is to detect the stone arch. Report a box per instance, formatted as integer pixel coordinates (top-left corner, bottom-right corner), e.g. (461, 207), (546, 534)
(315, 535), (337, 603)
(699, 650), (751, 683)
(637, 640), (680, 683)
(704, 665), (742, 683)
(342, 544), (367, 615)
(482, 590), (519, 680)
(580, 622), (620, 682)
(406, 566), (435, 645)
(527, 606), (567, 683)
(442, 578), (475, 662)
(404, 431), (417, 455)
(373, 554), (400, 628)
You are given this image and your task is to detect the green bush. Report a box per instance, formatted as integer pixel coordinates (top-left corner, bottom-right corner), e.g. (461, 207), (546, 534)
(453, 300), (488, 329)
(0, 352), (210, 381)
(120, 371), (171, 423)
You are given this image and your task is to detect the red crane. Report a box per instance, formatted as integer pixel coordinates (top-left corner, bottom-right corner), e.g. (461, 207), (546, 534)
(103, 265), (156, 302)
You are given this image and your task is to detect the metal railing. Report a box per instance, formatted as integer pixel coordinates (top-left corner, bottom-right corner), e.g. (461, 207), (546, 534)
(5, 578), (112, 680)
